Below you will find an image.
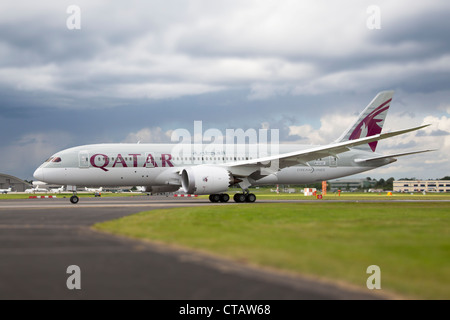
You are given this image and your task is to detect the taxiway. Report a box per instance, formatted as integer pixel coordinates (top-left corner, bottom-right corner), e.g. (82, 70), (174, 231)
(0, 196), (389, 299)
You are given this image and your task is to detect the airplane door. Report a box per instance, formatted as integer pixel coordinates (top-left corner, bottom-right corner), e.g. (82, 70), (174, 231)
(79, 151), (89, 168)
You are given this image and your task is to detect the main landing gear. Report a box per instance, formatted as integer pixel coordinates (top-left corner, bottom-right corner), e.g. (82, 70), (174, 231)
(209, 193), (230, 203)
(233, 192), (256, 203)
(208, 192), (256, 203)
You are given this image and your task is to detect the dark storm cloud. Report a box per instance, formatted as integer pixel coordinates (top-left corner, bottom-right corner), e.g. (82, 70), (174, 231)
(373, 7), (450, 49)
(0, 24), (101, 67)
(0, 1), (449, 179)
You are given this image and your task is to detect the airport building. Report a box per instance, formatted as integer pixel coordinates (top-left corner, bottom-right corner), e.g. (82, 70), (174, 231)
(329, 178), (377, 191)
(0, 173), (32, 192)
(393, 180), (450, 193)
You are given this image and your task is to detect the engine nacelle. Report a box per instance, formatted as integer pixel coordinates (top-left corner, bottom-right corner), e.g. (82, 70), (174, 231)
(181, 166), (232, 195)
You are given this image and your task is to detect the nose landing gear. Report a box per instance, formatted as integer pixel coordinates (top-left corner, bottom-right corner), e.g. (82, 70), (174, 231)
(70, 192), (79, 204)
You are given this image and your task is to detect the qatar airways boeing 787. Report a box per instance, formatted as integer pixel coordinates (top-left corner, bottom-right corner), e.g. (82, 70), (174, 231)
(33, 91), (432, 204)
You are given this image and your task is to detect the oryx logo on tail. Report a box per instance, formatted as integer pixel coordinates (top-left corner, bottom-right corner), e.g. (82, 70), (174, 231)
(336, 90), (394, 152)
(349, 99), (391, 151)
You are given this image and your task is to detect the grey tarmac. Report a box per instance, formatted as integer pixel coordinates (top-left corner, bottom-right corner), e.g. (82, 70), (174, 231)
(0, 196), (396, 299)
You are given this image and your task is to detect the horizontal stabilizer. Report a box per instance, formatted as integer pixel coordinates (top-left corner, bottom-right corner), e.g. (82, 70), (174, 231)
(354, 149), (436, 163)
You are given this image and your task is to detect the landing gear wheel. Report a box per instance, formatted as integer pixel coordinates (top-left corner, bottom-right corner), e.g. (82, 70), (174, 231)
(233, 193), (246, 203)
(209, 194), (221, 203)
(70, 195), (79, 204)
(245, 193), (256, 203)
(219, 193), (230, 203)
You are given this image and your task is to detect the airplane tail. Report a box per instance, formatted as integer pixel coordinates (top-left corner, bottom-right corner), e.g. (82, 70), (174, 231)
(336, 91), (394, 152)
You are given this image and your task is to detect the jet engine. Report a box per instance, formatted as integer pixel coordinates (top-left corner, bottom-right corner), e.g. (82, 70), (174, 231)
(181, 166), (232, 195)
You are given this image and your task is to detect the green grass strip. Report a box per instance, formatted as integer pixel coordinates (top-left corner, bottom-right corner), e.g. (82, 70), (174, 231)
(94, 202), (450, 299)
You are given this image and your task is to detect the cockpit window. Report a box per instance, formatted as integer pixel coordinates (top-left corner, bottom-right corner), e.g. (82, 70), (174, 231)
(45, 157), (54, 162)
(51, 157), (62, 163)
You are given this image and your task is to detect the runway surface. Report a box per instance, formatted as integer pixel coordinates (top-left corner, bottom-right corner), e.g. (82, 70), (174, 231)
(0, 196), (391, 300)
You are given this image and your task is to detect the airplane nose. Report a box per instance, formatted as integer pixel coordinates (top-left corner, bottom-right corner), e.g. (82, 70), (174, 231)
(33, 168), (44, 181)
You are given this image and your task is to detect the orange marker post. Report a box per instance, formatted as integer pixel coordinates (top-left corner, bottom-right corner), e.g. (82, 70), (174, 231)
(322, 181), (327, 197)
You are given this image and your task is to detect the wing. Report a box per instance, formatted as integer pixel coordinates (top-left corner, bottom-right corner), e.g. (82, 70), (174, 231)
(221, 124), (430, 177)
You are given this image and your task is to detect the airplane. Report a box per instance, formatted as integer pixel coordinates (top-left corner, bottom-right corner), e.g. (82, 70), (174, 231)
(0, 187), (12, 194)
(31, 181), (49, 193)
(50, 186), (65, 193)
(85, 187), (103, 193)
(135, 186), (147, 192)
(33, 91), (434, 204)
(25, 186), (49, 193)
(33, 180), (48, 187)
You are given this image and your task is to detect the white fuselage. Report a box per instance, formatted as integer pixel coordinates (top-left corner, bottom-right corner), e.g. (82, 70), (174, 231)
(33, 143), (392, 192)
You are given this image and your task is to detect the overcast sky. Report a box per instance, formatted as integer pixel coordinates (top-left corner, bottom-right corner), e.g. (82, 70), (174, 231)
(1, 0), (449, 181)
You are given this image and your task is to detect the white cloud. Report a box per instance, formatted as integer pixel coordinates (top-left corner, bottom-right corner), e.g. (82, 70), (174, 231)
(123, 127), (172, 143)
(113, 82), (225, 100)
(422, 115), (450, 133)
(288, 114), (357, 144)
(372, 112), (450, 179)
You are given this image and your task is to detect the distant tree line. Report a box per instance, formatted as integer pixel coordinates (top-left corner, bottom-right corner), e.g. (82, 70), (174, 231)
(288, 176), (450, 192)
(366, 177), (395, 190)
